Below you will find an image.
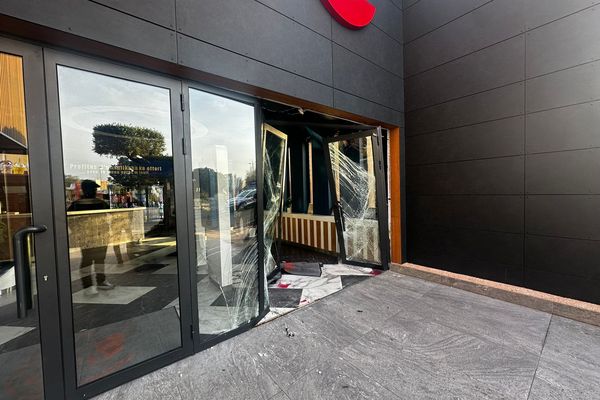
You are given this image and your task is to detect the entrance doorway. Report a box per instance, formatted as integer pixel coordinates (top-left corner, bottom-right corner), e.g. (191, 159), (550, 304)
(261, 102), (390, 280)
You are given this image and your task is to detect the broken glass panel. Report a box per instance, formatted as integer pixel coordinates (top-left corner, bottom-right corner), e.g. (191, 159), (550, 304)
(328, 135), (381, 264)
(189, 88), (259, 338)
(263, 125), (288, 278)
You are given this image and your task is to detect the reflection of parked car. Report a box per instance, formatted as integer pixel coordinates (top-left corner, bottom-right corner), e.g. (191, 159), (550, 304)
(229, 188), (256, 209)
(230, 188), (257, 231)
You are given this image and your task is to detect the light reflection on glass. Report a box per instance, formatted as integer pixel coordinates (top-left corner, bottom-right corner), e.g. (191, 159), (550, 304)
(189, 89), (259, 338)
(57, 66), (181, 385)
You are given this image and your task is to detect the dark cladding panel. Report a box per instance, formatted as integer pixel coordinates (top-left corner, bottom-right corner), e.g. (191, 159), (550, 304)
(405, 36), (525, 111)
(526, 0), (600, 30)
(332, 23), (404, 77)
(92, 0), (176, 28)
(407, 156), (524, 195)
(333, 90), (404, 127)
(403, 0), (419, 9)
(407, 117), (524, 165)
(525, 268), (600, 304)
(406, 82), (524, 135)
(526, 6), (600, 78)
(0, 0), (177, 62)
(526, 101), (600, 154)
(403, 0), (490, 43)
(332, 45), (404, 111)
(407, 225), (524, 283)
(526, 60), (600, 113)
(177, 35), (334, 107)
(257, 0), (332, 37)
(368, 0), (404, 42)
(176, 0), (333, 85)
(526, 195), (600, 241)
(404, 0), (525, 76)
(526, 235), (600, 281)
(526, 149), (600, 194)
(408, 195), (524, 234)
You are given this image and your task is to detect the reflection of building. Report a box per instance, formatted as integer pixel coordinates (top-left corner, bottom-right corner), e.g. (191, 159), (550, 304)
(0, 53), (30, 264)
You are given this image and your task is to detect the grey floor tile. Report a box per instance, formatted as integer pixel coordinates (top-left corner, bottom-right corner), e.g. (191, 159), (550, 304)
(414, 284), (552, 354)
(236, 312), (349, 391)
(174, 336), (282, 400)
(342, 322), (539, 399)
(529, 316), (600, 400)
(270, 392), (291, 400)
(285, 358), (399, 400)
(308, 282), (418, 335)
(359, 272), (440, 298)
(101, 368), (183, 400)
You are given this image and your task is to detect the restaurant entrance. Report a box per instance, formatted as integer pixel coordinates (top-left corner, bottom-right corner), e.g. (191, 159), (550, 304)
(0, 35), (392, 399)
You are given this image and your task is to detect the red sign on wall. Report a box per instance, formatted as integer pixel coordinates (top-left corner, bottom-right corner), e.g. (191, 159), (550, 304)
(321, 0), (376, 30)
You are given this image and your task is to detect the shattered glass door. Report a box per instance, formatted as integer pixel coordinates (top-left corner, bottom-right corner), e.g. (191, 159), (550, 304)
(262, 124), (287, 278)
(189, 88), (260, 340)
(326, 128), (389, 268)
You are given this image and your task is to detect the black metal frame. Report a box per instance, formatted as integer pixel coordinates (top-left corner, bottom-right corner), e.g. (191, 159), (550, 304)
(323, 128), (391, 270)
(43, 49), (195, 399)
(0, 36), (66, 400)
(180, 81), (268, 352)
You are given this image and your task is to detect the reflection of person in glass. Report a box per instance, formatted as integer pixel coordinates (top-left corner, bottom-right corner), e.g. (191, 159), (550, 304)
(67, 179), (115, 295)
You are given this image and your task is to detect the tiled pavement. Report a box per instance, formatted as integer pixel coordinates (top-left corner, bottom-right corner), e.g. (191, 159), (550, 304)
(94, 271), (600, 400)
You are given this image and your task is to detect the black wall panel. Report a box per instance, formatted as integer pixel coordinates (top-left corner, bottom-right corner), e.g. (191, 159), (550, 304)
(406, 83), (524, 135)
(92, 0), (176, 28)
(369, 0), (404, 42)
(176, 0), (333, 85)
(403, 0), (524, 77)
(332, 23), (403, 77)
(332, 44), (404, 111)
(0, 0), (404, 126)
(526, 5), (600, 78)
(526, 101), (600, 153)
(526, 195), (600, 241)
(403, 0), (490, 43)
(408, 195), (524, 233)
(526, 149), (600, 194)
(407, 117), (524, 165)
(526, 60), (600, 113)
(405, 0), (600, 303)
(177, 34), (334, 107)
(405, 35), (525, 111)
(0, 0), (178, 62)
(257, 0), (332, 37)
(407, 157), (524, 195)
(525, 0), (600, 29)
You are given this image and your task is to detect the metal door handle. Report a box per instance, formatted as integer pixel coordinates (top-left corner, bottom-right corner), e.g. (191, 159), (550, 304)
(12, 225), (47, 318)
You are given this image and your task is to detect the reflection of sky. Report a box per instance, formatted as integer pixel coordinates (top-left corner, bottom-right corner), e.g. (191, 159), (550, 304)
(58, 66), (173, 181)
(189, 89), (255, 180)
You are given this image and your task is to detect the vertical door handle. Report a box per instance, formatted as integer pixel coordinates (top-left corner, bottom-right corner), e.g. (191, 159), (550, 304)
(12, 225), (47, 318)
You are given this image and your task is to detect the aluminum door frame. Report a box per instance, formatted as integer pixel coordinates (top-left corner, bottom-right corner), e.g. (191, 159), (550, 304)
(44, 48), (195, 399)
(181, 81), (269, 353)
(0, 35), (66, 400)
(323, 127), (390, 270)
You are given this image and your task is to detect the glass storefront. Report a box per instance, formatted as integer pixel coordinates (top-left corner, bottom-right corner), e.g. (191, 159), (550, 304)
(57, 66), (182, 385)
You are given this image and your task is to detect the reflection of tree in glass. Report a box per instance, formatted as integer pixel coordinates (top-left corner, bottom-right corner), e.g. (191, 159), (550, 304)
(92, 123), (175, 232)
(93, 123), (166, 158)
